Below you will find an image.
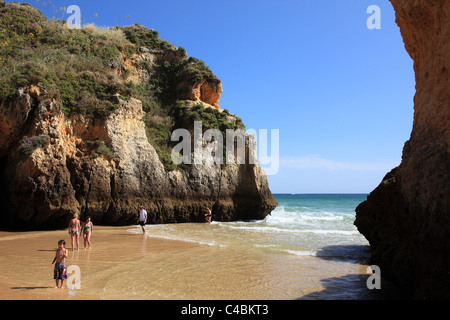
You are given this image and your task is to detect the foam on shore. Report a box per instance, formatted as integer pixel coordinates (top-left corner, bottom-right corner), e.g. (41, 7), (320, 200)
(0, 226), (404, 300)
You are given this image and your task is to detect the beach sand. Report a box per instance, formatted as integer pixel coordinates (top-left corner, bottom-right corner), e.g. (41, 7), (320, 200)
(0, 226), (404, 300)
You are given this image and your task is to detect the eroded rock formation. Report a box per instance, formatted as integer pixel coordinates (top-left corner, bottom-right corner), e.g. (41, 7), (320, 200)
(179, 80), (223, 109)
(0, 2), (277, 229)
(0, 87), (277, 229)
(355, 0), (450, 299)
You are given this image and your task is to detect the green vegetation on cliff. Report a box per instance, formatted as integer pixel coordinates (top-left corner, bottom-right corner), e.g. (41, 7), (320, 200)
(17, 134), (49, 160)
(0, 1), (244, 170)
(0, 2), (129, 117)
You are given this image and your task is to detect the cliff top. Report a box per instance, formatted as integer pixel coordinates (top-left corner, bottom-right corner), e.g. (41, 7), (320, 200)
(0, 1), (244, 170)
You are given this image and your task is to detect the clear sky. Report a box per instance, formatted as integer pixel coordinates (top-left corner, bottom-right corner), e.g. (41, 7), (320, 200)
(18, 0), (415, 194)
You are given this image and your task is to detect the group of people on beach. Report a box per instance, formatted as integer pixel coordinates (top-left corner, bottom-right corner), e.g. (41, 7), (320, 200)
(68, 214), (93, 251)
(51, 214), (93, 289)
(52, 206), (212, 289)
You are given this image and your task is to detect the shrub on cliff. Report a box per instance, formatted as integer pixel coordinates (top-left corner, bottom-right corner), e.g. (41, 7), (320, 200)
(171, 101), (245, 132)
(150, 57), (220, 106)
(0, 2), (129, 114)
(122, 24), (169, 50)
(0, 2), (245, 171)
(18, 135), (49, 160)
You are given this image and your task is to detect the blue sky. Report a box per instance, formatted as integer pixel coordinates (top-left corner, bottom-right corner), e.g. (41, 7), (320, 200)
(20, 0), (415, 193)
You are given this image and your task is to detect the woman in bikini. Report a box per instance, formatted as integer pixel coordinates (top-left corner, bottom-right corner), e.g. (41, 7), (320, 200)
(68, 214), (80, 251)
(81, 216), (93, 249)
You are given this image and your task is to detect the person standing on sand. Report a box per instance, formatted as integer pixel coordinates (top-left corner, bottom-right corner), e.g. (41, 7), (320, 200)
(52, 240), (68, 289)
(137, 205), (147, 234)
(81, 216), (93, 249)
(68, 214), (80, 251)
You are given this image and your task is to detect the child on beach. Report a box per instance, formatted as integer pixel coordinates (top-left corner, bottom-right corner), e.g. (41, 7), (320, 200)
(52, 240), (68, 289)
(81, 217), (93, 249)
(68, 214), (80, 251)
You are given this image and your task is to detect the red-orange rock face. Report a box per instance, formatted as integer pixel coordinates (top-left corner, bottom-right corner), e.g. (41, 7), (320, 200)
(178, 80), (223, 109)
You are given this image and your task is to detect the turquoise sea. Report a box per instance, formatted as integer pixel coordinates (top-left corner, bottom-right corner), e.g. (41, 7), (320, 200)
(137, 194), (370, 260)
(127, 193), (406, 299)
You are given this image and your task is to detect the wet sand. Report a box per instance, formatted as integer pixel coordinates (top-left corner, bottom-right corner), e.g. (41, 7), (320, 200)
(0, 226), (405, 300)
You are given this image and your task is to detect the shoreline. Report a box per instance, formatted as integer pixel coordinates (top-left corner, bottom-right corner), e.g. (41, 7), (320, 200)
(0, 225), (405, 300)
(0, 226), (198, 300)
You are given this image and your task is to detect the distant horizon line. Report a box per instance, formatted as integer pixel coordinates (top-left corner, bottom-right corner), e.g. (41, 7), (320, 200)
(272, 193), (369, 195)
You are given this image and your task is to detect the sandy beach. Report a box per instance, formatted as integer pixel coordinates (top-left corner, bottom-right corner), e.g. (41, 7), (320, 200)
(0, 225), (406, 300)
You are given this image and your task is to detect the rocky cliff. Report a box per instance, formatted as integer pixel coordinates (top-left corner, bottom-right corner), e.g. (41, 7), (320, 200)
(0, 2), (277, 229)
(355, 0), (450, 299)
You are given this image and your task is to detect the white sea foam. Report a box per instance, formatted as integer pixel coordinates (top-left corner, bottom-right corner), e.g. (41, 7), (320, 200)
(279, 249), (317, 256)
(128, 226), (223, 248)
(299, 214), (344, 221)
(222, 224), (358, 236)
(265, 206), (349, 227)
(128, 227), (201, 244)
(126, 194), (368, 259)
(299, 229), (360, 235)
(223, 224), (291, 233)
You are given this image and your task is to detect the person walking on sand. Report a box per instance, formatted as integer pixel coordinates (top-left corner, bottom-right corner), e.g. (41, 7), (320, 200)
(68, 214), (80, 251)
(205, 208), (212, 224)
(52, 240), (68, 289)
(81, 216), (93, 249)
(137, 205), (147, 234)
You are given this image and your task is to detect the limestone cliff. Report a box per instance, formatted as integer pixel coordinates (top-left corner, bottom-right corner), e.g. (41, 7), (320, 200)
(355, 0), (450, 299)
(0, 2), (277, 229)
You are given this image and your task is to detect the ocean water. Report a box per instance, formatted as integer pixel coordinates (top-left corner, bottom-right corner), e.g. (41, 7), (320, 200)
(133, 194), (370, 261)
(121, 194), (407, 299)
(123, 194), (396, 299)
(0, 194), (404, 300)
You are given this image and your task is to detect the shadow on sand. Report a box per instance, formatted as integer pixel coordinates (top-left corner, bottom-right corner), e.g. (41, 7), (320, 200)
(296, 245), (409, 300)
(11, 286), (54, 290)
(314, 244), (371, 263)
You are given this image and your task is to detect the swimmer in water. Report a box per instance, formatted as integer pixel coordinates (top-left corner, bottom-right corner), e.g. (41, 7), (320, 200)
(205, 208), (212, 224)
